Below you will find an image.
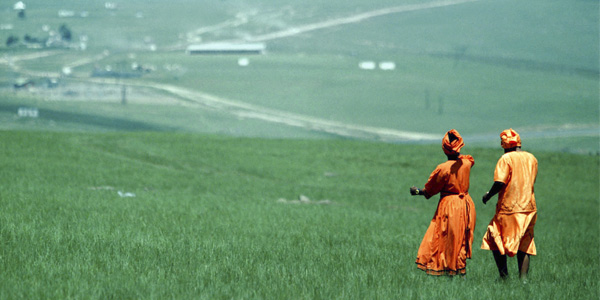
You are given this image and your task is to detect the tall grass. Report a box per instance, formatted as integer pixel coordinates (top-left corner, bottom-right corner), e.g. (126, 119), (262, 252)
(0, 131), (597, 299)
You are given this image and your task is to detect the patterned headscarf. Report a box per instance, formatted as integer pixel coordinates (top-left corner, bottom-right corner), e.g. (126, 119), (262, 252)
(500, 128), (521, 149)
(442, 129), (464, 155)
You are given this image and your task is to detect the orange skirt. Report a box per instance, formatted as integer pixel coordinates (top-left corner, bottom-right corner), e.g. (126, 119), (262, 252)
(416, 195), (476, 275)
(481, 211), (537, 257)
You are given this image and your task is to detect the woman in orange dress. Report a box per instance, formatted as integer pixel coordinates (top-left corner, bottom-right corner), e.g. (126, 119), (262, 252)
(481, 128), (537, 280)
(410, 129), (476, 276)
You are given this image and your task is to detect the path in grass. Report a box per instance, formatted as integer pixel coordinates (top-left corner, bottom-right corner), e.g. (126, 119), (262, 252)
(80, 77), (598, 143)
(80, 77), (439, 142)
(230, 0), (481, 43)
(168, 0), (481, 49)
(0, 50), (61, 78)
(0, 49), (110, 78)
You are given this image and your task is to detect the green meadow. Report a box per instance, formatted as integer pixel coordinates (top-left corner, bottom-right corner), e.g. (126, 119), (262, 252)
(0, 0), (598, 298)
(0, 131), (597, 299)
(1, 0), (597, 153)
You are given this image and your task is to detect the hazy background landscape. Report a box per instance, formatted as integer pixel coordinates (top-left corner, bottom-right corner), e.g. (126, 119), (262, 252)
(0, 0), (598, 152)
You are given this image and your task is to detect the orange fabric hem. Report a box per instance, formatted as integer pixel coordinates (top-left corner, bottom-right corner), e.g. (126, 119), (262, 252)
(480, 211), (537, 256)
(481, 240), (537, 256)
(416, 262), (466, 276)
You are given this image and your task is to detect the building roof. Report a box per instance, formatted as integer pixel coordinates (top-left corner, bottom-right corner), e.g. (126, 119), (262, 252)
(186, 43), (266, 54)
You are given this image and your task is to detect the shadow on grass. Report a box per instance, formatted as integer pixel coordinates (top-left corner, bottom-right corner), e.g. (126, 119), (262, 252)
(0, 103), (170, 131)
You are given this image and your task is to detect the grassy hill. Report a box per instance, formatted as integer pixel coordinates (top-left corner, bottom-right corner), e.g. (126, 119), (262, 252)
(1, 0), (597, 153)
(0, 131), (597, 298)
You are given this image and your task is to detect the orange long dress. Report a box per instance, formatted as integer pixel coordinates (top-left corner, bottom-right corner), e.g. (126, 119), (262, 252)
(416, 155), (476, 275)
(481, 151), (538, 256)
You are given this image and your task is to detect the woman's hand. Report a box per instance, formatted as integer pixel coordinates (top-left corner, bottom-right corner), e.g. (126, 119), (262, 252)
(410, 186), (421, 196)
(482, 192), (491, 204)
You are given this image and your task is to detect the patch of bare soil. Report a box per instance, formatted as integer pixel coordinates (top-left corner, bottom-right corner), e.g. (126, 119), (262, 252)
(277, 195), (333, 205)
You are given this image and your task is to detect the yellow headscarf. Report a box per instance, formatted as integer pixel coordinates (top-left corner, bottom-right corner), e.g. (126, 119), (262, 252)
(500, 128), (521, 149)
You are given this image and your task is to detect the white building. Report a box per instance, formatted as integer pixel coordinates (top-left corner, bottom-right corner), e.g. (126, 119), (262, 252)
(186, 43), (266, 55)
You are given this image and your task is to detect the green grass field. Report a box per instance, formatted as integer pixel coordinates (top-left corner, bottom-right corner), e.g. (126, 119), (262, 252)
(0, 131), (597, 299)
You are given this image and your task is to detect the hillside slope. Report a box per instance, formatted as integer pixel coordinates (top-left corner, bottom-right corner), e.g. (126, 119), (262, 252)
(0, 131), (597, 298)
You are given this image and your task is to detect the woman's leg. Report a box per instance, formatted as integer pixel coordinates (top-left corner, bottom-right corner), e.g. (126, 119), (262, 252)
(517, 251), (530, 279)
(492, 250), (508, 278)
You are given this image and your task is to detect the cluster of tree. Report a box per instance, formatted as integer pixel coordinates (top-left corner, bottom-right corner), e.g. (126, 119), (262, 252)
(59, 24), (71, 41)
(5, 24), (72, 47)
(6, 35), (19, 47)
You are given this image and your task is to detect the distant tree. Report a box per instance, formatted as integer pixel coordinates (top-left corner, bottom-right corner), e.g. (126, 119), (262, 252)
(23, 34), (44, 45)
(59, 24), (72, 41)
(6, 35), (19, 47)
(18, 10), (25, 19)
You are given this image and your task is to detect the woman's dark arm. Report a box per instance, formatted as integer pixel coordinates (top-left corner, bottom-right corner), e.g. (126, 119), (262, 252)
(482, 181), (505, 204)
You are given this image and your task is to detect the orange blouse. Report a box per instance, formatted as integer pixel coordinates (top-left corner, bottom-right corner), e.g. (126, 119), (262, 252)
(493, 151), (538, 213)
(424, 155), (474, 199)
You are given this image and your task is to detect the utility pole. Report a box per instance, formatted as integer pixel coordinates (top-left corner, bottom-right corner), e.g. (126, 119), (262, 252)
(121, 85), (127, 105)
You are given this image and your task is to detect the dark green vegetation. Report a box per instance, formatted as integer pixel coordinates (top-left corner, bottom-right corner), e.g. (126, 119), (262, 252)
(0, 131), (597, 298)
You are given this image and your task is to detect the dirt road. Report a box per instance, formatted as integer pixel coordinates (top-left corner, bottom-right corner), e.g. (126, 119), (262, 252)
(238, 0), (480, 43)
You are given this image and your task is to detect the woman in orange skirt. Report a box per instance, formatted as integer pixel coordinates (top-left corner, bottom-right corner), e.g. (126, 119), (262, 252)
(410, 129), (476, 276)
(481, 128), (537, 280)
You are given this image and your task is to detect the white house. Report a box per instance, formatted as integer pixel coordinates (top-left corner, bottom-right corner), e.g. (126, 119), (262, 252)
(186, 43), (266, 55)
(14, 1), (25, 10)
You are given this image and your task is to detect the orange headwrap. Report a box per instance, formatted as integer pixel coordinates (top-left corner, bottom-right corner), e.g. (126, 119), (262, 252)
(442, 129), (464, 155)
(500, 128), (521, 149)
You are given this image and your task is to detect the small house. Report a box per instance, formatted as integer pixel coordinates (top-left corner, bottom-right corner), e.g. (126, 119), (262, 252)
(186, 43), (266, 55)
